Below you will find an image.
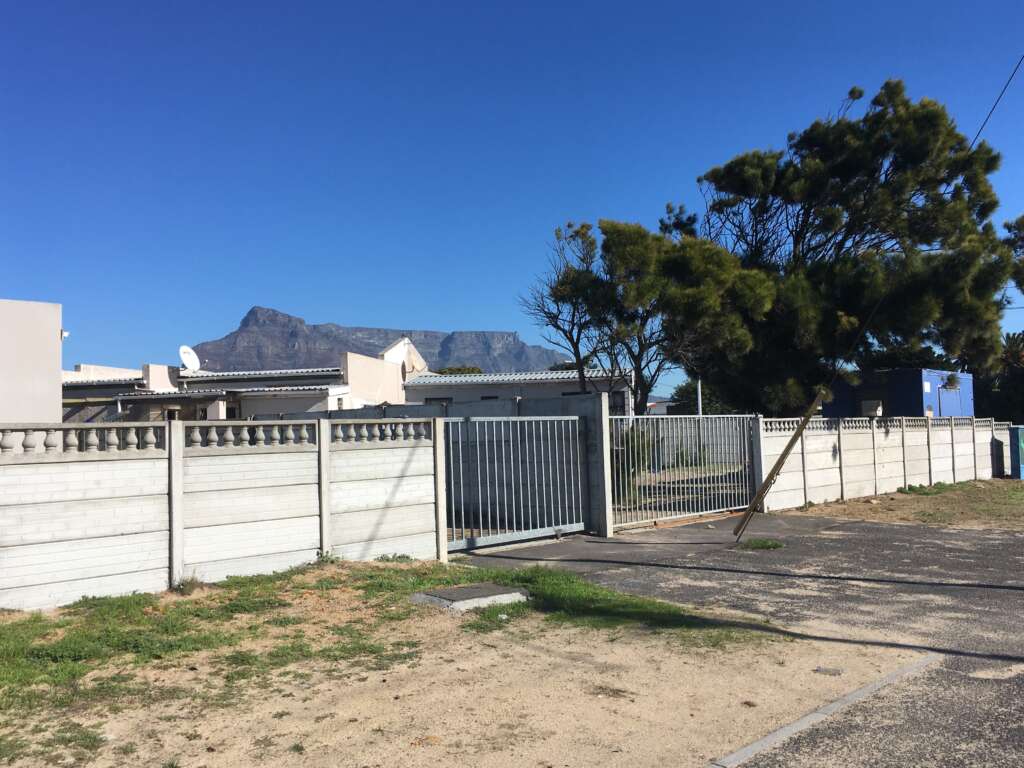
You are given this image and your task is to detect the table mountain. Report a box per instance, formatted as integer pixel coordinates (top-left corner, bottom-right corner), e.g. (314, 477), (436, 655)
(193, 307), (567, 373)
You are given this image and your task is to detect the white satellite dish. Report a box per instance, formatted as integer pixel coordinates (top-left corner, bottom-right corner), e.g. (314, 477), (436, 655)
(179, 345), (201, 372)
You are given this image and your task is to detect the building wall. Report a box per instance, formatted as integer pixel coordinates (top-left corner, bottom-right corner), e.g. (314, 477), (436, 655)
(239, 394), (329, 419)
(0, 299), (62, 423)
(341, 352), (405, 405)
(62, 364), (142, 383)
(404, 379), (632, 415)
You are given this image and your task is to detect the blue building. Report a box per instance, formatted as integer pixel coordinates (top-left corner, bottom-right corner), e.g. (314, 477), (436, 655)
(823, 368), (974, 418)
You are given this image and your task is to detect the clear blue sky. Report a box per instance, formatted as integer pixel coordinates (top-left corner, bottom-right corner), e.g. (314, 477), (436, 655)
(2, 1), (1022, 396)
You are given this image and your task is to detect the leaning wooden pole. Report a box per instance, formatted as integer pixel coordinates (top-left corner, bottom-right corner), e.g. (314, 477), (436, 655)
(733, 391), (824, 540)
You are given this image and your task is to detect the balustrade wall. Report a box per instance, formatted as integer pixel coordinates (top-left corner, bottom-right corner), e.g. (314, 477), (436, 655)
(759, 416), (1011, 511)
(0, 419), (444, 609)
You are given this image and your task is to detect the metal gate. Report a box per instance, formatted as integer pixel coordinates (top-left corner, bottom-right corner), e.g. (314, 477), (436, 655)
(610, 415), (756, 528)
(444, 416), (586, 551)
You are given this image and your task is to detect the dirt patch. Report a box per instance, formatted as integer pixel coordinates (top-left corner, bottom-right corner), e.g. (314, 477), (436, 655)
(0, 561), (922, 768)
(65, 612), (915, 768)
(779, 479), (1024, 530)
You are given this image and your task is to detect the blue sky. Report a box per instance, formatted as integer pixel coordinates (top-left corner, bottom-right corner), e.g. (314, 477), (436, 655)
(2, 1), (1022, 396)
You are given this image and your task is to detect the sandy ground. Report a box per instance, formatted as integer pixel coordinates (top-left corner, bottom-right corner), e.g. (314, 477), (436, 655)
(778, 478), (1024, 530)
(44, 605), (920, 768)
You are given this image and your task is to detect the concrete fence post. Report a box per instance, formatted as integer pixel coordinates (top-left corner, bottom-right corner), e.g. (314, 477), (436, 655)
(168, 420), (184, 587)
(950, 418), (957, 483)
(870, 417), (878, 496)
(432, 418), (449, 563)
(593, 393), (615, 538)
(900, 417), (908, 489)
(317, 419), (331, 558)
(926, 417), (934, 486)
(799, 430), (809, 507)
(971, 418), (978, 480)
(750, 416), (766, 498)
(837, 419), (846, 501)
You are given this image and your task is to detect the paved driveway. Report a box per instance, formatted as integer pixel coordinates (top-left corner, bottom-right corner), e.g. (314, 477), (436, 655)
(466, 514), (1024, 767)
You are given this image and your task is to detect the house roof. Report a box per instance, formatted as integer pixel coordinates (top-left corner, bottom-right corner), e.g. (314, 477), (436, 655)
(64, 377), (145, 387)
(405, 369), (622, 387)
(228, 385), (334, 395)
(114, 389), (227, 400)
(180, 367), (341, 382)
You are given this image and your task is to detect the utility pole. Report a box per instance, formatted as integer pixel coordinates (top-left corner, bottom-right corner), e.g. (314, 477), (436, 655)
(697, 379), (703, 416)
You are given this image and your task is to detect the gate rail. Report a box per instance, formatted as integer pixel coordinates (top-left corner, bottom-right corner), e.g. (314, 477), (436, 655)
(610, 415), (756, 528)
(444, 416), (586, 551)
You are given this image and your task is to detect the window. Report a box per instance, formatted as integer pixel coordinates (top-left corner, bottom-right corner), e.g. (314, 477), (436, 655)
(480, 396), (499, 401)
(610, 391), (627, 415)
(424, 397), (452, 406)
(197, 407), (208, 421)
(226, 406), (239, 419)
(561, 391), (584, 397)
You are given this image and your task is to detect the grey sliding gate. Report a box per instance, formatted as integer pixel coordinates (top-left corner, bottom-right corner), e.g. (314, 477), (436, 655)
(444, 416), (586, 551)
(610, 415), (756, 528)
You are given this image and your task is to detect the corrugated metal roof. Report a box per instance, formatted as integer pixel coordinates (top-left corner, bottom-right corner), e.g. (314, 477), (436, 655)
(405, 369), (617, 386)
(181, 367), (340, 380)
(228, 386), (331, 394)
(64, 377), (144, 386)
(114, 389), (226, 400)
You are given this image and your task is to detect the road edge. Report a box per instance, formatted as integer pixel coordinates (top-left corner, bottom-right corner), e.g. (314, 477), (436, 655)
(708, 652), (943, 768)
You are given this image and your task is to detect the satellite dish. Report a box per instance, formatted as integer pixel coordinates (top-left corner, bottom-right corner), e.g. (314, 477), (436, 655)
(179, 345), (201, 372)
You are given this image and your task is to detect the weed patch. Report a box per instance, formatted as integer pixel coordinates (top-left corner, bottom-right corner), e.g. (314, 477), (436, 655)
(737, 538), (784, 551)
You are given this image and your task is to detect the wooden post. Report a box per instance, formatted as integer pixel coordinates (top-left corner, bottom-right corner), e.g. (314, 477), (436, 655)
(317, 419), (332, 558)
(168, 420), (184, 587)
(432, 418), (449, 563)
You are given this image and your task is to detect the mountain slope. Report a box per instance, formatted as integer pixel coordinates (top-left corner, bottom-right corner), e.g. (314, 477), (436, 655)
(192, 307), (566, 373)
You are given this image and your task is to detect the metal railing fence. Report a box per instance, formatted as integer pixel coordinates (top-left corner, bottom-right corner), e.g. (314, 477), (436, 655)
(444, 416), (586, 551)
(610, 415), (756, 527)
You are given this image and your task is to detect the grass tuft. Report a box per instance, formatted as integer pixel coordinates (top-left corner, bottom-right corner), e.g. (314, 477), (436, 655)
(737, 538), (784, 551)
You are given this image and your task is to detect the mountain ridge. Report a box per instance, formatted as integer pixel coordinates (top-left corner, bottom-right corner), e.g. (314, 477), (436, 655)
(193, 307), (567, 373)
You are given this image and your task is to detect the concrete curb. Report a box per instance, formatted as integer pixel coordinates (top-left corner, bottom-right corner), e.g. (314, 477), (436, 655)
(708, 652), (943, 768)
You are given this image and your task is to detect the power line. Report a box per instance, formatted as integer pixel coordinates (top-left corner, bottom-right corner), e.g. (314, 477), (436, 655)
(968, 53), (1024, 150)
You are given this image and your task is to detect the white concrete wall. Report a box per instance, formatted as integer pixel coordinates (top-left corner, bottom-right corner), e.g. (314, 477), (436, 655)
(0, 418), (443, 610)
(0, 447), (170, 610)
(181, 450), (321, 582)
(328, 443), (437, 560)
(762, 417), (1006, 512)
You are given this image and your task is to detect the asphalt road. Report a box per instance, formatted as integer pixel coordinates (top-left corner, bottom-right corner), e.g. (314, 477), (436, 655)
(466, 514), (1024, 767)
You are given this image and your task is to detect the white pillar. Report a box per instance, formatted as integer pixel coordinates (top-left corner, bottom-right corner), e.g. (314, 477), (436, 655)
(168, 420), (185, 587)
(432, 418), (449, 563)
(317, 419), (332, 558)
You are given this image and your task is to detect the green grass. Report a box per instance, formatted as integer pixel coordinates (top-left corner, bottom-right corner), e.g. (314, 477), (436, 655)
(375, 554), (414, 563)
(349, 563), (755, 646)
(737, 538), (784, 551)
(0, 555), (759, 763)
(0, 564), (327, 717)
(463, 601), (532, 633)
(0, 734), (27, 764)
(45, 721), (105, 752)
(898, 482), (960, 496)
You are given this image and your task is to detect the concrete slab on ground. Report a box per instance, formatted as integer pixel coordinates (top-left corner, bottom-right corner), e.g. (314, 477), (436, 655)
(410, 582), (528, 612)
